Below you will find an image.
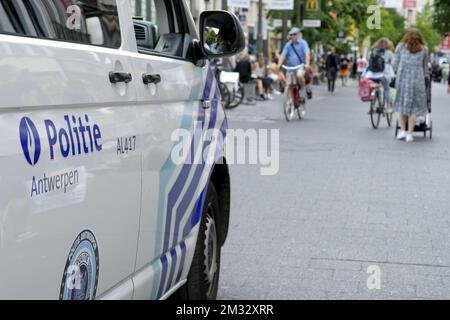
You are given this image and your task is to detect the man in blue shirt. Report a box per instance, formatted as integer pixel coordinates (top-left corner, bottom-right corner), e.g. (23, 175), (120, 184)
(277, 27), (311, 92)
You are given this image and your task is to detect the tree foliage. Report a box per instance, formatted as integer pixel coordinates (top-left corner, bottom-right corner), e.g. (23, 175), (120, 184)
(269, 0), (408, 52)
(433, 0), (450, 36)
(413, 3), (442, 51)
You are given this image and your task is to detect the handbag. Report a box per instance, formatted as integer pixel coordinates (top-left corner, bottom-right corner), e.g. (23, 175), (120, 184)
(389, 78), (396, 88)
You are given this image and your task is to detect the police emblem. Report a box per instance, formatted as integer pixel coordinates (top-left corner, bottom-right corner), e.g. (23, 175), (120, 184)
(60, 230), (99, 300)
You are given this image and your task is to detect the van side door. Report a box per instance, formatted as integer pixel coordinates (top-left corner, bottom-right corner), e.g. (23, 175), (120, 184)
(129, 0), (221, 299)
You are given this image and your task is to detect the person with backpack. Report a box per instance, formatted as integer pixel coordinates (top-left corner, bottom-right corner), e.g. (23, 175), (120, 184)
(364, 37), (395, 113)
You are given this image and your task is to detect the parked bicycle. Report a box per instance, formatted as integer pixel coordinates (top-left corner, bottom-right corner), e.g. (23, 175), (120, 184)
(220, 71), (244, 109)
(282, 64), (307, 121)
(212, 60), (244, 110)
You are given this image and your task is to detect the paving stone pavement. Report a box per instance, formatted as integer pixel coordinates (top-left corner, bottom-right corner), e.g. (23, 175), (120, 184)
(217, 79), (450, 300)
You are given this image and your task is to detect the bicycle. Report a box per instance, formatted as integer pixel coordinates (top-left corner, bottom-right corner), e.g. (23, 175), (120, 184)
(218, 81), (231, 109)
(212, 60), (244, 110)
(282, 64), (307, 121)
(368, 79), (392, 129)
(226, 81), (244, 109)
(216, 66), (244, 110)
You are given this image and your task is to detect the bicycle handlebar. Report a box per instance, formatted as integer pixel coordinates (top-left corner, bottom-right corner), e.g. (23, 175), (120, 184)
(282, 64), (305, 71)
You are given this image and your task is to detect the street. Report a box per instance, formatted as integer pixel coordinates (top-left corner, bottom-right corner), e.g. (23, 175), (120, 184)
(218, 79), (450, 300)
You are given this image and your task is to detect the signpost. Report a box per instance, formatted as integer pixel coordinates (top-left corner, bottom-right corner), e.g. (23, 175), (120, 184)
(403, 0), (417, 9)
(228, 0), (250, 9)
(377, 0), (401, 8)
(268, 0), (294, 10)
(303, 0), (321, 28)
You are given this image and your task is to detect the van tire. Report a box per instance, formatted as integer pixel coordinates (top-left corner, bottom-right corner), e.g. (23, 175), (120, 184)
(177, 182), (221, 300)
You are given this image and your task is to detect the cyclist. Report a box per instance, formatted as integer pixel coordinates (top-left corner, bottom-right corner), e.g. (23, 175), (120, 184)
(364, 37), (395, 113)
(277, 27), (311, 101)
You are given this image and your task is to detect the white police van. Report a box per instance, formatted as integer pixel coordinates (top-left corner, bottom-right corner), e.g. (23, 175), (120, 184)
(0, 0), (244, 300)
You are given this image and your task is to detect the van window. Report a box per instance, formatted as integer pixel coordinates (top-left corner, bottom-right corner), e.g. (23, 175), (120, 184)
(132, 0), (186, 58)
(0, 0), (121, 49)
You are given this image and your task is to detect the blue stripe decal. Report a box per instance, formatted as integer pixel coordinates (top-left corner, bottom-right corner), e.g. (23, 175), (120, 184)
(162, 67), (213, 254)
(164, 248), (178, 294)
(153, 66), (213, 299)
(176, 241), (187, 283)
(157, 254), (168, 299)
(151, 69), (203, 300)
(163, 111), (205, 253)
(183, 188), (207, 239)
(203, 68), (214, 100)
(171, 87), (219, 248)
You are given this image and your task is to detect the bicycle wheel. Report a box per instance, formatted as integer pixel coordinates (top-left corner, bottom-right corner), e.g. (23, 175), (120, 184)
(284, 88), (295, 121)
(395, 119), (399, 138)
(227, 83), (244, 109)
(297, 98), (306, 120)
(370, 92), (381, 129)
(429, 120), (433, 140)
(386, 110), (393, 127)
(218, 82), (231, 109)
(297, 105), (306, 120)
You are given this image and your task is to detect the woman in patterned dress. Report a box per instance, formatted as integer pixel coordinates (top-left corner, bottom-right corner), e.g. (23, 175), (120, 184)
(394, 29), (430, 143)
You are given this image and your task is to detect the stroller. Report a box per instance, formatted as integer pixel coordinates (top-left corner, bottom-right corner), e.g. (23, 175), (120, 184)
(395, 76), (433, 139)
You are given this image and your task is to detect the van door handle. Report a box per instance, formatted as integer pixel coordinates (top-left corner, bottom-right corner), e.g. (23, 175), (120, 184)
(109, 72), (132, 84)
(142, 74), (161, 85)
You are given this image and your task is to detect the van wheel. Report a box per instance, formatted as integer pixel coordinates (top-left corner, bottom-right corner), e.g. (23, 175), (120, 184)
(177, 182), (221, 300)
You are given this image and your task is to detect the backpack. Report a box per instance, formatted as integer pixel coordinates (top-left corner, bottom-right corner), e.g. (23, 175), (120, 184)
(368, 48), (385, 73)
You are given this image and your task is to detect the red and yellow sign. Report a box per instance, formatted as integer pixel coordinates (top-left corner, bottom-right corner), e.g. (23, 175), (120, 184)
(403, 0), (417, 9)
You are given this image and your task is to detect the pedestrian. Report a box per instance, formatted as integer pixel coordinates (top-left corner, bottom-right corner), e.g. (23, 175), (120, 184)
(448, 64), (450, 94)
(338, 55), (350, 86)
(351, 56), (358, 79)
(235, 53), (252, 84)
(364, 37), (395, 112)
(267, 62), (285, 94)
(357, 54), (367, 80)
(254, 55), (273, 100)
(222, 55), (236, 72)
(325, 47), (338, 93)
(394, 29), (430, 143)
(442, 61), (449, 84)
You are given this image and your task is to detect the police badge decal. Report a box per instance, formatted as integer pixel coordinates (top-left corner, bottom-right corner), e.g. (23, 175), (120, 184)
(60, 230), (99, 300)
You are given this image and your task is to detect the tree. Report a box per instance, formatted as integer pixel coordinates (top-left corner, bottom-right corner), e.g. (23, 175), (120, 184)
(433, 0), (450, 36)
(271, 0), (375, 48)
(268, 0), (407, 53)
(413, 4), (441, 52)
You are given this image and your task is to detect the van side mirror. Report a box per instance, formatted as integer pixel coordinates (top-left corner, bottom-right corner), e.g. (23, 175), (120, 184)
(199, 10), (245, 59)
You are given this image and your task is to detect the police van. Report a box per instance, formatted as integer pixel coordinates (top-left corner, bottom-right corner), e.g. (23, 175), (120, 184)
(0, 0), (244, 299)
